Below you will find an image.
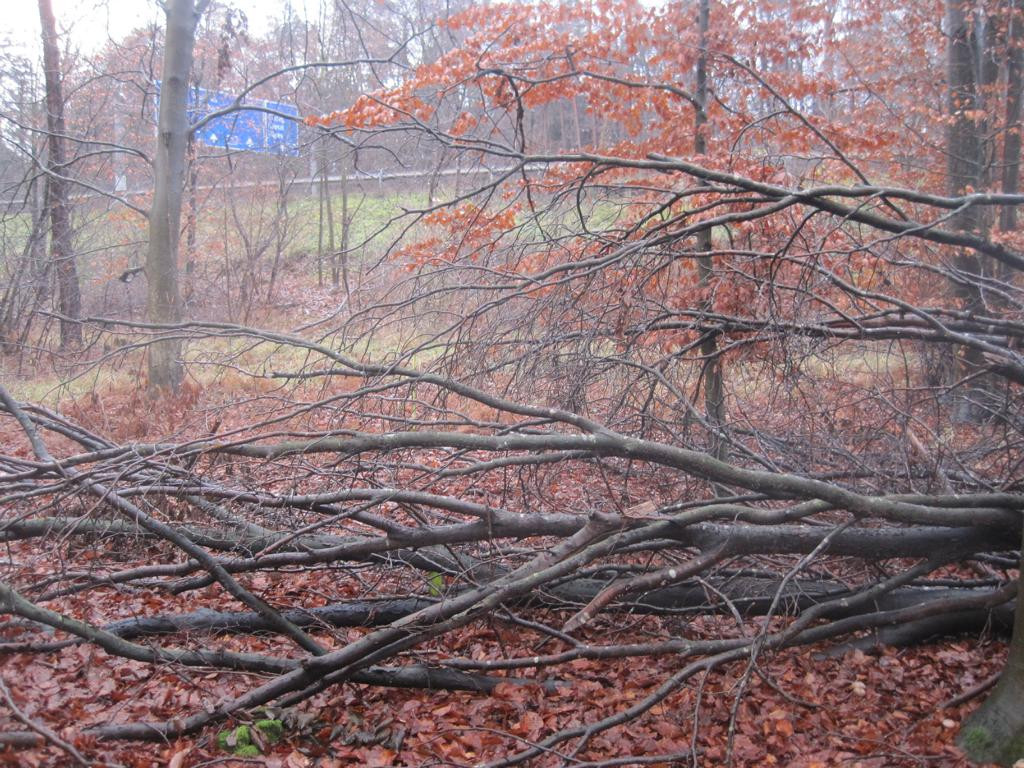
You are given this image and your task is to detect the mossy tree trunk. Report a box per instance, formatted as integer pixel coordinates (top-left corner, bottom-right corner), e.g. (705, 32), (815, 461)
(957, 524), (1024, 765)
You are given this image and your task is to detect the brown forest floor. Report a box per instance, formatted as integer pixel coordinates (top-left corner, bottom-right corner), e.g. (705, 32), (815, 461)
(0, 386), (1008, 768)
(0, 517), (1007, 768)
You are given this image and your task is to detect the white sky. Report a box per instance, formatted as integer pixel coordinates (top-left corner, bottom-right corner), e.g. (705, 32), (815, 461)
(1, 0), (292, 59)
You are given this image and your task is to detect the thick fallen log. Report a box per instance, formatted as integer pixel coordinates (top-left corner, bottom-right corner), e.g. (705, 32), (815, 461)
(819, 605), (1016, 656)
(4, 514), (1013, 583)
(16, 580), (1007, 642)
(101, 598), (439, 639)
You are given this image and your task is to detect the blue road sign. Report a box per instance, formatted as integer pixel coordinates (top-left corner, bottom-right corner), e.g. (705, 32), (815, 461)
(157, 83), (300, 156)
(264, 99), (300, 155)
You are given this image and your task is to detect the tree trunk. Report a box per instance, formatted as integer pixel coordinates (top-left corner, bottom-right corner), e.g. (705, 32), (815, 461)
(957, 528), (1024, 765)
(945, 0), (995, 421)
(324, 154), (338, 288)
(1000, 0), (1022, 238)
(183, 135), (198, 308)
(957, 11), (1024, 754)
(694, 0), (727, 467)
(38, 0), (81, 349)
(339, 151), (351, 299)
(147, 0), (205, 392)
(316, 140), (328, 288)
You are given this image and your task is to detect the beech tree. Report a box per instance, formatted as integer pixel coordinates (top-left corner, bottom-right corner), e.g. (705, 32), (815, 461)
(147, 0), (211, 391)
(1, 0), (1023, 765)
(946, 1), (1024, 759)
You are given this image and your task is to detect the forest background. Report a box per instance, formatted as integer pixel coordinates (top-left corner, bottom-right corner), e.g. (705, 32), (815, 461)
(0, 0), (1023, 766)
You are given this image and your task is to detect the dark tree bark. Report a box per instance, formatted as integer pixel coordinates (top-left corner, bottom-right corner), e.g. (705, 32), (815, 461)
(79, 584), (1013, 642)
(338, 150), (351, 298)
(944, 1), (1008, 422)
(694, 0), (727, 467)
(1000, 0), (1022, 237)
(37, 0), (81, 348)
(945, 0), (986, 412)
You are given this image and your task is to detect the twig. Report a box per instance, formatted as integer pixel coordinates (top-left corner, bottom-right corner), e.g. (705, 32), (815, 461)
(941, 672), (1000, 710)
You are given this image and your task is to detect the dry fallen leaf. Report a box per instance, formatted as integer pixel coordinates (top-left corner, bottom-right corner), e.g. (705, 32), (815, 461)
(623, 500), (657, 518)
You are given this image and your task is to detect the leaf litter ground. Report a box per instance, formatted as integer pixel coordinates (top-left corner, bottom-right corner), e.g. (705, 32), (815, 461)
(0, 377), (1011, 768)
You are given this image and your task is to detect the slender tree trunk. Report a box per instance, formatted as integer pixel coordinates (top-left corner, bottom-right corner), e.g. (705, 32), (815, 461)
(694, 0), (727, 466)
(38, 0), (81, 349)
(324, 158), (337, 288)
(266, 173), (288, 304)
(571, 95), (584, 148)
(183, 135), (198, 308)
(427, 146), (444, 207)
(317, 146), (326, 288)
(1001, 0), (1022, 237)
(339, 152), (351, 300)
(147, 0), (205, 392)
